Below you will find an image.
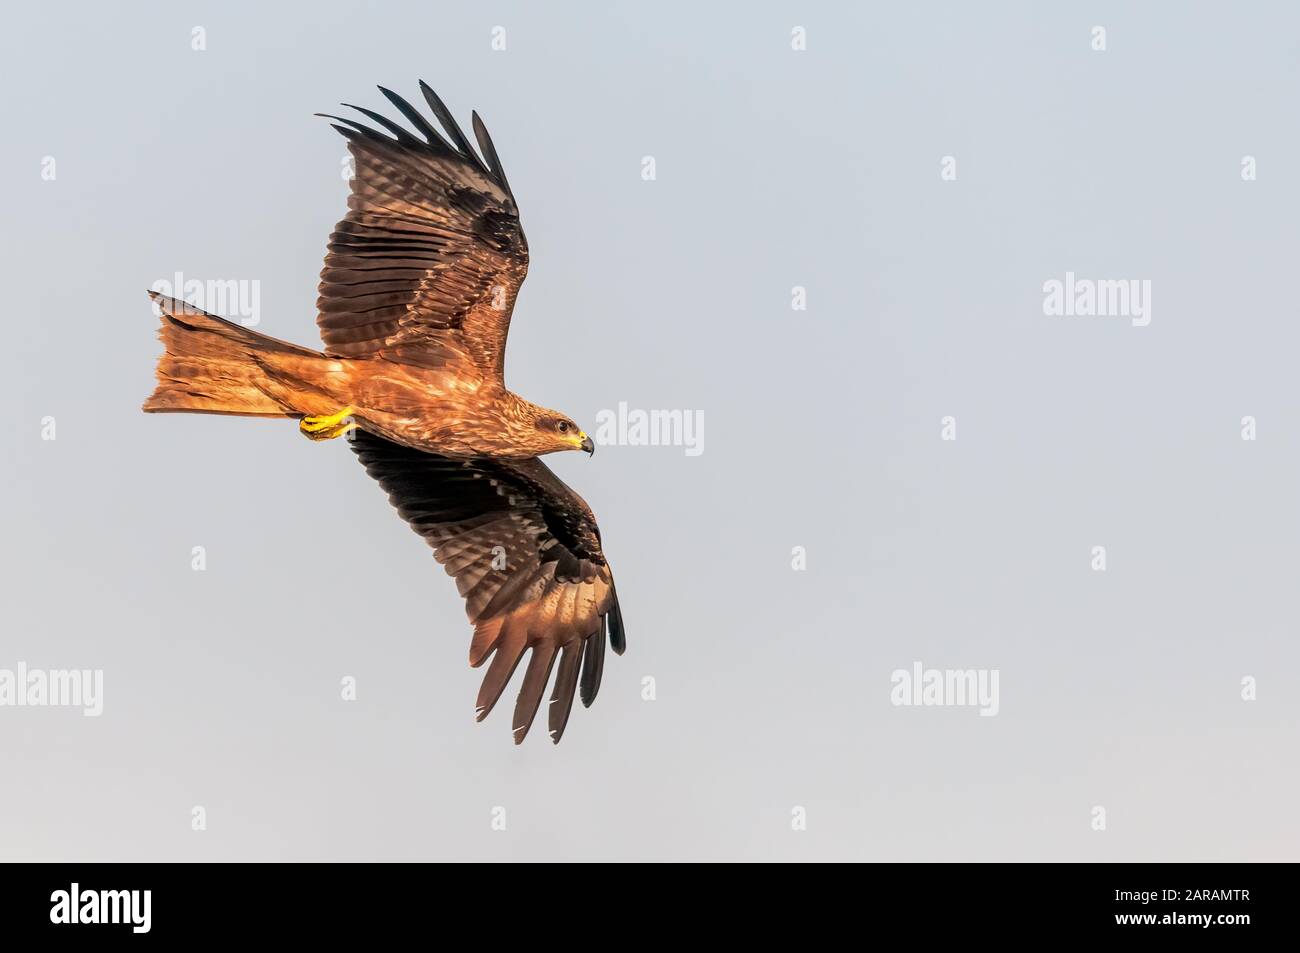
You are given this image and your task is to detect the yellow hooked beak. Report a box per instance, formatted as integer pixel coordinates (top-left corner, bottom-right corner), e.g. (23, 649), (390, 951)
(574, 431), (594, 455)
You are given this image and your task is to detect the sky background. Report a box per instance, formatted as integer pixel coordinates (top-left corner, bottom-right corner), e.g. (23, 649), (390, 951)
(2, 1), (1297, 861)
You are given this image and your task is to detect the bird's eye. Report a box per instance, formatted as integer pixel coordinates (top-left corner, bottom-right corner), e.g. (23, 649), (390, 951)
(556, 420), (570, 433)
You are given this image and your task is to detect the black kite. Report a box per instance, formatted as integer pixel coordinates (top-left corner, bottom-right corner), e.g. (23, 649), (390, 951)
(143, 82), (625, 743)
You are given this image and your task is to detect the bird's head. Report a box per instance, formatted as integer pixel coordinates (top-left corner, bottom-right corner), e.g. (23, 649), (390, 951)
(508, 400), (593, 457)
(535, 411), (594, 456)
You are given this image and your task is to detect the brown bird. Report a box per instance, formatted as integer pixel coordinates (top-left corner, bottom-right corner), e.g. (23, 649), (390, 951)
(143, 82), (625, 744)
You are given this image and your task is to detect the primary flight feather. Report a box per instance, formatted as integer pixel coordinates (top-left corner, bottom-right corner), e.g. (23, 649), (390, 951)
(143, 82), (625, 744)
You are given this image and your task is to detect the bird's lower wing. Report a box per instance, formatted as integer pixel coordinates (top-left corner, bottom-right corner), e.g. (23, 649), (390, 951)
(348, 430), (624, 744)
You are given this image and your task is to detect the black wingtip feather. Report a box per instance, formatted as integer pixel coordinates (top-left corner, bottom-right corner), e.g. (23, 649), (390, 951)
(607, 589), (627, 656)
(319, 82), (512, 197)
(579, 621), (606, 708)
(419, 80), (489, 176)
(376, 85), (453, 153)
(471, 110), (514, 199)
(341, 103), (423, 146)
(317, 114), (385, 143)
(546, 643), (583, 743)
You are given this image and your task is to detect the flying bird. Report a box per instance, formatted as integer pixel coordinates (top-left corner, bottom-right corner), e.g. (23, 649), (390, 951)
(142, 82), (625, 743)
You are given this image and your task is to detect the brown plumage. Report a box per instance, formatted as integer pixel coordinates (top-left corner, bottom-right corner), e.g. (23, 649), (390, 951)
(144, 81), (587, 459)
(351, 432), (625, 743)
(142, 82), (625, 743)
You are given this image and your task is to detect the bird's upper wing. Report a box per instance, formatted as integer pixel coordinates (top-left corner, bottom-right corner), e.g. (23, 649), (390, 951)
(350, 430), (625, 744)
(316, 83), (528, 380)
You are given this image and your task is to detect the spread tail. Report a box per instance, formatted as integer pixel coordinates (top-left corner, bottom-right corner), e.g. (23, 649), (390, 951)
(142, 292), (335, 417)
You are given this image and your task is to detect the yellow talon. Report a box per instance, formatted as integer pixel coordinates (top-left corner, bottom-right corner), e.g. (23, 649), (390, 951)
(299, 406), (357, 441)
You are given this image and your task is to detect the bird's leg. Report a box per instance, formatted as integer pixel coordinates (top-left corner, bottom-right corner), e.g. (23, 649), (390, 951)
(299, 406), (357, 441)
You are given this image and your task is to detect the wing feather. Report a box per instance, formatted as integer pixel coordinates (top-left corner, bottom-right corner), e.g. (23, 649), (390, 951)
(579, 618), (607, 708)
(512, 643), (558, 744)
(476, 615), (529, 721)
(547, 642), (583, 743)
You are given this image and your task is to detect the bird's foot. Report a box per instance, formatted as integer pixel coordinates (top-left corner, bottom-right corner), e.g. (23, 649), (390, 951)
(299, 406), (357, 441)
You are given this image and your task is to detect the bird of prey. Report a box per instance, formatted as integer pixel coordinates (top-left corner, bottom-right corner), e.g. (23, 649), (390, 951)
(142, 82), (625, 744)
